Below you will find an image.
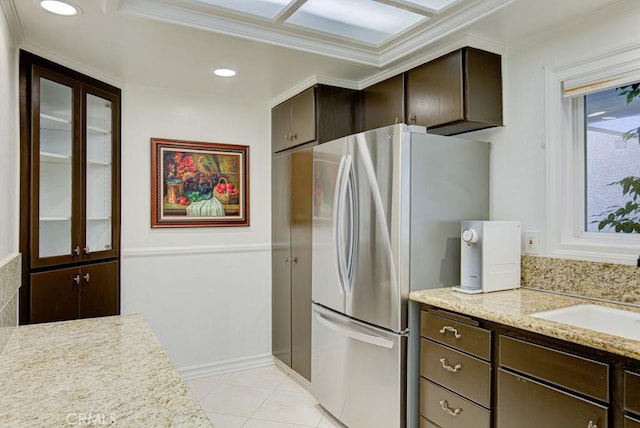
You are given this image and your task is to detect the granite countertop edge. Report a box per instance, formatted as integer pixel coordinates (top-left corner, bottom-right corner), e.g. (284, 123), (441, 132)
(409, 287), (640, 361)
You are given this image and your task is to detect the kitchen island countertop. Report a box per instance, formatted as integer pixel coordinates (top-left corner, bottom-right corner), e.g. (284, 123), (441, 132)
(0, 313), (212, 427)
(410, 287), (640, 361)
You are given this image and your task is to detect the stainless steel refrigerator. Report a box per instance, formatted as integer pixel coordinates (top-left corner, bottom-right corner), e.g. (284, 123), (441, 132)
(311, 124), (489, 428)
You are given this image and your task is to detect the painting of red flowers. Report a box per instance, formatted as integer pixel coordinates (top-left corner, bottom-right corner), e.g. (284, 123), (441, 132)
(151, 138), (249, 227)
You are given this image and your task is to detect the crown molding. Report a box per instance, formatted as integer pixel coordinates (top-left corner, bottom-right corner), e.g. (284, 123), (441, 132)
(18, 41), (125, 88)
(379, 0), (514, 66)
(0, 0), (24, 46)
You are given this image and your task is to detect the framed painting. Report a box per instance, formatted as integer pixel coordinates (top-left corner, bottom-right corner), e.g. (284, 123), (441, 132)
(151, 138), (249, 227)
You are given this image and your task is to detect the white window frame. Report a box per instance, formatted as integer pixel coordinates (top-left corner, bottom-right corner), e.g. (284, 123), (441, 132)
(546, 43), (640, 264)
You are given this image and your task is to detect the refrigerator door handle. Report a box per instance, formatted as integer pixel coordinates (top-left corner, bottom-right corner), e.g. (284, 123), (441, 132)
(313, 308), (394, 349)
(345, 157), (358, 292)
(333, 154), (352, 294)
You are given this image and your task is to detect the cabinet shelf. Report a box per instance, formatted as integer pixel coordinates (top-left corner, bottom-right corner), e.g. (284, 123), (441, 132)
(40, 151), (71, 163)
(87, 125), (111, 134)
(40, 216), (71, 222)
(87, 159), (112, 166)
(87, 216), (111, 221)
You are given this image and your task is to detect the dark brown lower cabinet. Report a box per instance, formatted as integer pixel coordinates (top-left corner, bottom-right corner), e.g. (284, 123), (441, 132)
(30, 260), (119, 323)
(421, 379), (490, 428)
(627, 417), (640, 428)
(420, 417), (441, 428)
(420, 305), (640, 428)
(497, 369), (607, 428)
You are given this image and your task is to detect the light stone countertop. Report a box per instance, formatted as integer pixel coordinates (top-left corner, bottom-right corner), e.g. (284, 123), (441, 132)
(410, 287), (640, 361)
(0, 314), (213, 427)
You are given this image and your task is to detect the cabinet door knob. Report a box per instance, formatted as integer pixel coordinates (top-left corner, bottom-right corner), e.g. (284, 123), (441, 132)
(73, 246), (81, 256)
(588, 422), (598, 428)
(408, 114), (417, 124)
(439, 400), (462, 417)
(73, 275), (81, 285)
(394, 117), (401, 124)
(83, 273), (91, 283)
(285, 133), (291, 142)
(439, 325), (462, 339)
(84, 245), (90, 254)
(290, 256), (298, 264)
(439, 357), (462, 372)
(291, 133), (297, 141)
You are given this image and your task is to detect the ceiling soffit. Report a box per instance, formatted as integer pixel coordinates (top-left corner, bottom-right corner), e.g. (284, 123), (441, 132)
(117, 0), (515, 66)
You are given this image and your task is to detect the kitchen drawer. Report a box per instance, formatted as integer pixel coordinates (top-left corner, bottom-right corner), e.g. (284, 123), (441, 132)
(499, 335), (608, 402)
(420, 378), (490, 428)
(420, 338), (491, 408)
(420, 416), (441, 428)
(421, 311), (491, 360)
(626, 371), (640, 415)
(497, 369), (608, 428)
(627, 416), (640, 428)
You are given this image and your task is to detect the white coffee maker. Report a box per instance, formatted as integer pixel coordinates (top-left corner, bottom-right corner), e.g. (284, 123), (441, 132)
(453, 220), (521, 294)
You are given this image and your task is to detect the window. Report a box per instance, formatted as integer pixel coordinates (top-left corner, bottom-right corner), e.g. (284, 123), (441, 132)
(546, 46), (640, 263)
(585, 83), (640, 233)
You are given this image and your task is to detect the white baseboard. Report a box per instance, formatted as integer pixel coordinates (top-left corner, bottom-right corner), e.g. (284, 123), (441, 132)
(178, 353), (274, 381)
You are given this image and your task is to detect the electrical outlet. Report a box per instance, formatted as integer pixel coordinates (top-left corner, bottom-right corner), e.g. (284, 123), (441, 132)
(525, 230), (539, 254)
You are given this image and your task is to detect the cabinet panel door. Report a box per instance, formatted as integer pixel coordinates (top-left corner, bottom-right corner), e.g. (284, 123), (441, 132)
(82, 85), (120, 262)
(271, 101), (291, 153)
(290, 149), (313, 381)
(406, 50), (463, 128)
(79, 260), (119, 319)
(31, 66), (82, 268)
(625, 371), (640, 415)
(497, 369), (607, 428)
(272, 153), (292, 367)
(290, 87), (316, 147)
(420, 378), (490, 428)
(30, 266), (80, 323)
(362, 74), (404, 131)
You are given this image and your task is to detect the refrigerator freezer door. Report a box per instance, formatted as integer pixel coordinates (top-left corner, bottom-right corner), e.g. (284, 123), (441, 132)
(311, 304), (405, 428)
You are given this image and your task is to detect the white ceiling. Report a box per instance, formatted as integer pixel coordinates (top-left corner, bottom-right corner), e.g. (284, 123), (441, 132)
(1, 0), (623, 104)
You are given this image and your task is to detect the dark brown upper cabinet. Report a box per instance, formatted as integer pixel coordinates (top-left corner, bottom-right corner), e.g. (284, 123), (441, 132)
(19, 50), (121, 324)
(361, 74), (405, 131)
(271, 84), (360, 153)
(406, 47), (503, 135)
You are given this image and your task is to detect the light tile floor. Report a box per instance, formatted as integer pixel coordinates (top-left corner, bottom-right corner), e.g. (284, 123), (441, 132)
(187, 365), (346, 428)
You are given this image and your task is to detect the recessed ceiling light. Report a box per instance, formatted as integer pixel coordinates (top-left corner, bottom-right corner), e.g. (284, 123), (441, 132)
(602, 116), (617, 120)
(40, 0), (81, 16)
(587, 111), (606, 117)
(212, 68), (237, 77)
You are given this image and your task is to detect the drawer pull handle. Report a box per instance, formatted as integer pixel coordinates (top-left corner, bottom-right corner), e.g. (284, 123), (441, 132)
(439, 325), (462, 339)
(439, 357), (462, 372)
(588, 422), (598, 428)
(439, 400), (462, 417)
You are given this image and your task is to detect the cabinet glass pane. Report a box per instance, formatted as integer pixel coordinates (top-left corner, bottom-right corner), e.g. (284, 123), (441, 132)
(85, 93), (112, 253)
(39, 77), (73, 258)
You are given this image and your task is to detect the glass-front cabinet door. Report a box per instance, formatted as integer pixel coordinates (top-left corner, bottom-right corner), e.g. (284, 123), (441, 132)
(30, 69), (119, 268)
(32, 67), (81, 267)
(83, 86), (119, 262)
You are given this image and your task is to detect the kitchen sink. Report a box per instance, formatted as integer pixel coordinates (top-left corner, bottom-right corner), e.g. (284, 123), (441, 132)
(530, 304), (640, 341)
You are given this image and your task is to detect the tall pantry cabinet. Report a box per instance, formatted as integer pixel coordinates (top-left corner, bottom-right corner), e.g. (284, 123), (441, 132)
(271, 84), (359, 381)
(19, 51), (121, 324)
